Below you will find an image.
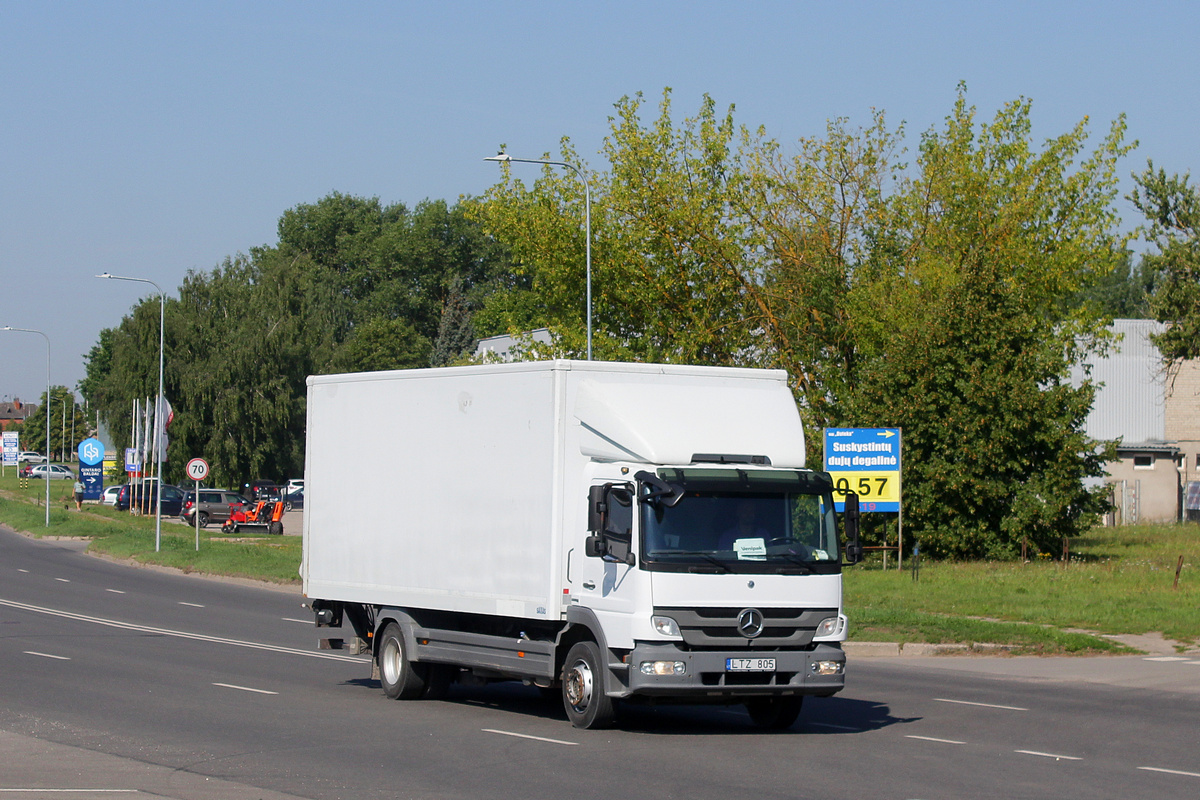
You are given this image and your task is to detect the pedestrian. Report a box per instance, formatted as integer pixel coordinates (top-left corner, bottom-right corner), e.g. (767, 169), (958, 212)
(73, 479), (84, 511)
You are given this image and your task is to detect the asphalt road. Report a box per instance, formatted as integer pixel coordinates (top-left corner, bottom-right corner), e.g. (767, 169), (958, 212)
(1, 525), (1198, 800)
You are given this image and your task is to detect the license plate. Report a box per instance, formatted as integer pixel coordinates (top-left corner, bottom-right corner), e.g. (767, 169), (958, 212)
(725, 657), (776, 672)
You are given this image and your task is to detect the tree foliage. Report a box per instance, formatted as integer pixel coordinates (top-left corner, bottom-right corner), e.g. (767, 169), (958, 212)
(471, 85), (1132, 558)
(1130, 161), (1200, 361)
(82, 196), (507, 488)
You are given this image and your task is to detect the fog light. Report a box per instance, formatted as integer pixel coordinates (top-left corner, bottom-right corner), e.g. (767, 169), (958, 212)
(811, 660), (844, 676)
(640, 660), (687, 676)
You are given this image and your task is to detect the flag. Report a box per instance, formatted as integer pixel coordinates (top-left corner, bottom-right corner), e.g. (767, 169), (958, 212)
(155, 395), (174, 462)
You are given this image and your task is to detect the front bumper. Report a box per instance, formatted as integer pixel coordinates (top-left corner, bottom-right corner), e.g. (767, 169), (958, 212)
(619, 642), (845, 699)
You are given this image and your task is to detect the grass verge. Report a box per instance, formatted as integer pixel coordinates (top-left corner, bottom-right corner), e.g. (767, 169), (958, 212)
(846, 523), (1200, 653)
(3, 474), (1198, 653)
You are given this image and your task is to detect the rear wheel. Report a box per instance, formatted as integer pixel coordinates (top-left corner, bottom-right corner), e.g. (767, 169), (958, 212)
(196, 511), (210, 528)
(562, 641), (615, 729)
(377, 622), (429, 700)
(745, 696), (803, 730)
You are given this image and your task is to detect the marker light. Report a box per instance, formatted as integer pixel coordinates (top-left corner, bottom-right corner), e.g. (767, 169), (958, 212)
(651, 615), (681, 638)
(814, 615), (846, 639)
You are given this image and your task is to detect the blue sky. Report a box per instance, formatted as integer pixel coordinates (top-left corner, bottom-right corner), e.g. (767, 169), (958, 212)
(1, 1), (1196, 407)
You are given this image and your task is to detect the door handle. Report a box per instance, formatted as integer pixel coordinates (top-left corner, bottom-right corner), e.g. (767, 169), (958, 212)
(582, 581), (596, 590)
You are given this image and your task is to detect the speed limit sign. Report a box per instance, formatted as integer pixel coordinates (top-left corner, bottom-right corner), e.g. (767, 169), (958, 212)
(186, 458), (210, 482)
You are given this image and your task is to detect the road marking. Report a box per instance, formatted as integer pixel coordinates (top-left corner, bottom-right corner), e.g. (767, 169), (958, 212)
(1138, 766), (1200, 778)
(214, 682), (278, 695)
(106, 589), (126, 594)
(1016, 750), (1082, 761)
(0, 597), (363, 663)
(177, 602), (205, 608)
(1144, 656), (1190, 662)
(282, 617), (312, 624)
(24, 651), (70, 660)
(906, 735), (965, 745)
(483, 728), (578, 746)
(0, 790), (138, 794)
(17, 569), (30, 573)
(935, 698), (1028, 711)
(55, 578), (70, 583)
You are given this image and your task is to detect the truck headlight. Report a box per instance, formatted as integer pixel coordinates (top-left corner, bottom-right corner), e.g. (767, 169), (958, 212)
(813, 614), (846, 640)
(640, 661), (687, 675)
(811, 660), (844, 676)
(651, 615), (681, 638)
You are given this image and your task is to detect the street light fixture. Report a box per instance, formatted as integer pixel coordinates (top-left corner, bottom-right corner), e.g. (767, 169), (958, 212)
(484, 153), (593, 360)
(1, 326), (51, 527)
(96, 272), (166, 552)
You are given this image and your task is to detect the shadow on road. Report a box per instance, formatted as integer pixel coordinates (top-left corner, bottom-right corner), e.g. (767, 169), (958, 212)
(341, 675), (920, 734)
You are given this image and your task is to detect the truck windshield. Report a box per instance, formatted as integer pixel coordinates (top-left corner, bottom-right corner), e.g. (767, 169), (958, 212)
(640, 468), (840, 572)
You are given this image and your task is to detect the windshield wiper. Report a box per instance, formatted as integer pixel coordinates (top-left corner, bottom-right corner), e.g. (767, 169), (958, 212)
(651, 550), (731, 573)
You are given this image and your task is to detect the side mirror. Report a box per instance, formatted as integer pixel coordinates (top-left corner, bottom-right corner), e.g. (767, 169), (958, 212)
(843, 492), (863, 564)
(587, 485), (606, 533)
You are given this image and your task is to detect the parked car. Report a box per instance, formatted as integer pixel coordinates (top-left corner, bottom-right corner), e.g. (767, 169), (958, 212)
(18, 451), (47, 464)
(180, 489), (248, 527)
(100, 485), (122, 506)
(115, 482), (186, 516)
(29, 464), (73, 480)
(283, 487), (304, 511)
(285, 478), (304, 493)
(243, 480), (280, 500)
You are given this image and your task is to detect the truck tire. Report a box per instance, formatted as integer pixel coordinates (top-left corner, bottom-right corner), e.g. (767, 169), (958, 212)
(377, 622), (428, 700)
(745, 696), (803, 730)
(561, 641), (615, 729)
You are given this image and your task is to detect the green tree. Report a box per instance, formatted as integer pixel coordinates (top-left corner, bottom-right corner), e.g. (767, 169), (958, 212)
(1130, 161), (1200, 361)
(471, 86), (1131, 559)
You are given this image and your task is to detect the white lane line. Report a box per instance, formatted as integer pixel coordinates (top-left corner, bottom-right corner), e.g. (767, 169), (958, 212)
(483, 728), (578, 746)
(55, 578), (70, 583)
(177, 602), (205, 608)
(282, 617), (312, 624)
(106, 589), (126, 594)
(213, 682), (278, 695)
(24, 651), (71, 660)
(906, 735), (965, 745)
(935, 698), (1028, 711)
(1138, 766), (1200, 778)
(808, 722), (860, 731)
(1144, 656), (1190, 662)
(1016, 749), (1082, 761)
(17, 569), (30, 573)
(0, 597), (363, 663)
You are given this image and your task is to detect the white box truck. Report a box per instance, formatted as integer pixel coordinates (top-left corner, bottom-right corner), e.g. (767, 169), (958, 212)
(302, 360), (862, 729)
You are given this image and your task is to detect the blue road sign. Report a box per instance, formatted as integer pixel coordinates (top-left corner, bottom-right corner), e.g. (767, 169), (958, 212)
(823, 428), (902, 513)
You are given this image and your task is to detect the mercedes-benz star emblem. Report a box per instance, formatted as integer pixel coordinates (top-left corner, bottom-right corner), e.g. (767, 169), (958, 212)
(737, 608), (764, 638)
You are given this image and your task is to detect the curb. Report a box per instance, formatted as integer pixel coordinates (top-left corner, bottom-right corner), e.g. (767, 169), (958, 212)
(844, 641), (1017, 657)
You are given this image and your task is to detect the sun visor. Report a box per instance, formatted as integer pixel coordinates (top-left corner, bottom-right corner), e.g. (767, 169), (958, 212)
(573, 377), (807, 468)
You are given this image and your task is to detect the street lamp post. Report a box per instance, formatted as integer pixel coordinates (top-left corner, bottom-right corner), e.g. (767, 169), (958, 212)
(1, 326), (51, 527)
(96, 273), (166, 552)
(484, 153), (593, 360)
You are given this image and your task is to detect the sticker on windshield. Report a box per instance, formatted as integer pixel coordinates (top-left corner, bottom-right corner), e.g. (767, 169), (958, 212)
(734, 538), (766, 561)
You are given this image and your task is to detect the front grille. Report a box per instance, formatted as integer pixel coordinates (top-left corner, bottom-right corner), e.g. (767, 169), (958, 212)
(656, 606), (836, 649)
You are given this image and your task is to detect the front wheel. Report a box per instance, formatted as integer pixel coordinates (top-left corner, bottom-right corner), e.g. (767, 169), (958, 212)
(377, 622), (429, 700)
(561, 641), (615, 729)
(745, 696), (803, 730)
